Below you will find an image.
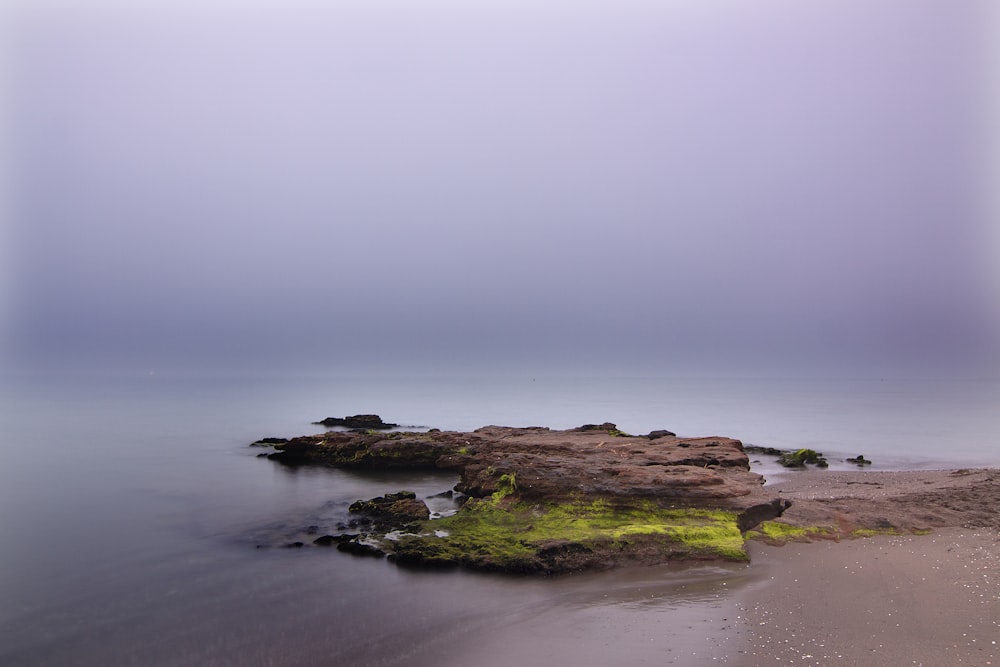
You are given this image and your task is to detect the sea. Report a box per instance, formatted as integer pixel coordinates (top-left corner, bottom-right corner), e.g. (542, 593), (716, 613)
(1, 372), (998, 666)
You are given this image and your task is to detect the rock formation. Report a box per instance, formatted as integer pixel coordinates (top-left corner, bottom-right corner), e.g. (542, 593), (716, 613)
(259, 421), (793, 573)
(311, 414), (399, 430)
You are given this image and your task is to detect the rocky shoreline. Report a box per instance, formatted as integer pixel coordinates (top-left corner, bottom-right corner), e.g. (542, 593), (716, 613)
(251, 416), (996, 574)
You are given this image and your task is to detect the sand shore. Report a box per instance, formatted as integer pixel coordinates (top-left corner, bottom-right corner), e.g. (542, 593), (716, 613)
(738, 528), (999, 665)
(734, 467), (1000, 666)
(436, 467), (1000, 666)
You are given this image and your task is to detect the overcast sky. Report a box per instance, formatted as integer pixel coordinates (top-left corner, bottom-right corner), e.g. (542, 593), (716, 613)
(2, 0), (998, 376)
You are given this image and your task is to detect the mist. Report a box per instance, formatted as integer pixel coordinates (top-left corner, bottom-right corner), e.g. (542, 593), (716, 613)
(3, 0), (997, 377)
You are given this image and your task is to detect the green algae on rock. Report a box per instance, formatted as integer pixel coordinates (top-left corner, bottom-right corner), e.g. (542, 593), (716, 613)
(258, 420), (793, 573)
(745, 521), (834, 543)
(777, 448), (829, 468)
(390, 498), (749, 573)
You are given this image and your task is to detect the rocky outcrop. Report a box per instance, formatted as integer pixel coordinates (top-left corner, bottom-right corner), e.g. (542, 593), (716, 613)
(256, 422), (792, 573)
(312, 414), (399, 430)
(348, 491), (430, 528)
(747, 468), (1000, 540)
(777, 448), (829, 468)
(250, 437), (288, 446)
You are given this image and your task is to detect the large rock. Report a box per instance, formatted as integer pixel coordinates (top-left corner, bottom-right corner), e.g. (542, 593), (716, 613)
(260, 423), (792, 573)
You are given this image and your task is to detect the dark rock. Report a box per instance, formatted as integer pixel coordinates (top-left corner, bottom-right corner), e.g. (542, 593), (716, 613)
(305, 525), (319, 535)
(744, 445), (785, 456)
(430, 490), (454, 499)
(313, 414), (399, 430)
(270, 431), (451, 468)
(573, 422), (618, 432)
(349, 493), (430, 527)
(250, 437), (288, 447)
(284, 542), (305, 548)
(336, 540), (385, 557)
(778, 449), (828, 468)
(313, 534), (358, 546)
(846, 455), (872, 466)
(647, 430), (676, 439)
(737, 498), (793, 532)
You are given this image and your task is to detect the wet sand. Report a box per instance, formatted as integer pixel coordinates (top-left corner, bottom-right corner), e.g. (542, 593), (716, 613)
(734, 467), (1000, 666)
(427, 560), (751, 666)
(434, 468), (1000, 666)
(739, 528), (1000, 666)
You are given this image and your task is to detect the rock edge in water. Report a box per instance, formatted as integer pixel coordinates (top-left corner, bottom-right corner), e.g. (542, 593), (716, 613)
(254, 422), (809, 573)
(311, 414), (399, 430)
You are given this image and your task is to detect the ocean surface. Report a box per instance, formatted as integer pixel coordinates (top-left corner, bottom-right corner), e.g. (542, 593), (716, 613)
(1, 373), (998, 666)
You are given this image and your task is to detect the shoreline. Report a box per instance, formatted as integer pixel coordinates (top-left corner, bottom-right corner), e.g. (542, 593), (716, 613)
(430, 466), (1000, 666)
(260, 421), (1000, 663)
(735, 466), (1000, 665)
(757, 467), (1000, 534)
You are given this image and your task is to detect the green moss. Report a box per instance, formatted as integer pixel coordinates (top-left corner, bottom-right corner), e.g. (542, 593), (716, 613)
(456, 446), (469, 455)
(746, 521), (831, 542)
(777, 448), (829, 468)
(390, 498), (748, 571)
(746, 522), (931, 542)
(490, 473), (517, 503)
(608, 429), (633, 438)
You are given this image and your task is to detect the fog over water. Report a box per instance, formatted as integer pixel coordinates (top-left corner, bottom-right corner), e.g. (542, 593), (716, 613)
(2, 0), (997, 378)
(1, 6), (999, 664)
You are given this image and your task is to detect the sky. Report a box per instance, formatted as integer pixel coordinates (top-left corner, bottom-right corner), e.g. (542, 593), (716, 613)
(2, 0), (998, 377)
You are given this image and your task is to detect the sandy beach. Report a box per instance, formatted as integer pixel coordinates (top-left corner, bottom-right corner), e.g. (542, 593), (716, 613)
(734, 467), (1000, 666)
(739, 527), (1000, 665)
(435, 467), (1000, 667)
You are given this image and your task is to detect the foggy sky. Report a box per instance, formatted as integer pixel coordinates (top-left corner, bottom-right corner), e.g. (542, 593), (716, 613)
(2, 0), (998, 376)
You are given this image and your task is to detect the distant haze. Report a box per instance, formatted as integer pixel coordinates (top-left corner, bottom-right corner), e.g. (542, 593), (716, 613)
(2, 0), (997, 377)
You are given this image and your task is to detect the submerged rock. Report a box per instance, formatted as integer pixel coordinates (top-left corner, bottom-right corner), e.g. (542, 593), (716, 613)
(250, 437), (288, 447)
(348, 492), (430, 528)
(336, 539), (386, 557)
(744, 445), (785, 457)
(312, 414), (399, 430)
(314, 534), (359, 546)
(777, 448), (829, 468)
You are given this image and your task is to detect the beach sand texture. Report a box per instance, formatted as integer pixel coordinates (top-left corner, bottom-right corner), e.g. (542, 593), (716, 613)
(438, 468), (1000, 666)
(741, 528), (999, 666)
(735, 468), (1000, 666)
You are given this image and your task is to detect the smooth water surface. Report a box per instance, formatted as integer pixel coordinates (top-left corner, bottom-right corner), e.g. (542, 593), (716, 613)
(1, 373), (997, 665)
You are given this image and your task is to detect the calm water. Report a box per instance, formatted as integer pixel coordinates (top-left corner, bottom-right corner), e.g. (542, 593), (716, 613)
(1, 373), (998, 666)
